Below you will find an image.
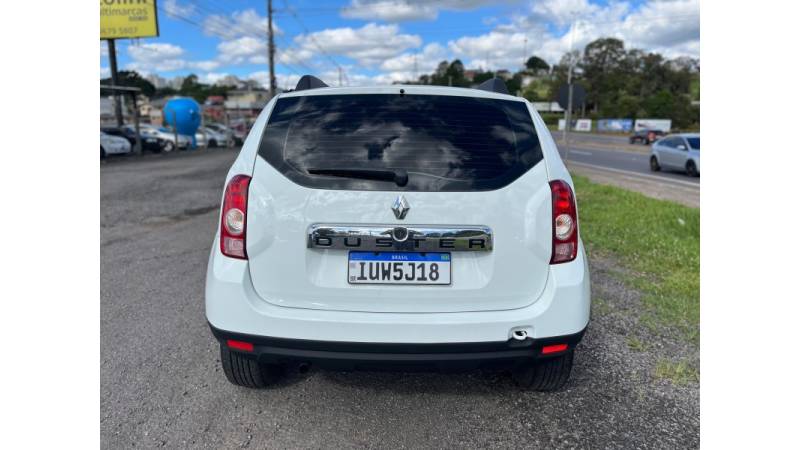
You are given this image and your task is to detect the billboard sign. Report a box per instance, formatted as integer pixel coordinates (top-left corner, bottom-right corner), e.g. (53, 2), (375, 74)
(100, 0), (160, 40)
(574, 119), (592, 132)
(558, 119), (592, 132)
(634, 119), (672, 132)
(597, 119), (633, 132)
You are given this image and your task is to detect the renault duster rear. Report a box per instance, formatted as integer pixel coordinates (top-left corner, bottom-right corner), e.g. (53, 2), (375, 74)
(206, 76), (590, 391)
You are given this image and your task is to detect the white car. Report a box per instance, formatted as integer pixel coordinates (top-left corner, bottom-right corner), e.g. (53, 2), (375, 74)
(195, 127), (230, 148)
(206, 76), (591, 391)
(100, 131), (131, 159)
(205, 123), (237, 146)
(650, 133), (700, 177)
(139, 124), (191, 151)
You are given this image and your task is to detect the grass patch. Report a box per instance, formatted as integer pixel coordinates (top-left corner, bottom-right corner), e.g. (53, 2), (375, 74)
(626, 336), (648, 352)
(592, 296), (612, 316)
(573, 175), (699, 344)
(654, 359), (699, 385)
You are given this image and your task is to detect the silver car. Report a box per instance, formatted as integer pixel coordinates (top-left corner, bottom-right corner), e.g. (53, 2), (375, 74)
(195, 126), (230, 148)
(650, 133), (700, 177)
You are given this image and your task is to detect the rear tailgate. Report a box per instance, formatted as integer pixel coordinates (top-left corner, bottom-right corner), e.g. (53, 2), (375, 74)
(245, 91), (553, 313)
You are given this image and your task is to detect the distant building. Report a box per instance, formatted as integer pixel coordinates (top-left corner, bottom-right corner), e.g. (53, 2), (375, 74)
(169, 76), (185, 90)
(214, 75), (246, 88)
(531, 102), (564, 113)
(204, 95), (227, 122)
(224, 89), (271, 120)
(146, 74), (167, 89)
(495, 69), (512, 81)
(463, 70), (477, 82)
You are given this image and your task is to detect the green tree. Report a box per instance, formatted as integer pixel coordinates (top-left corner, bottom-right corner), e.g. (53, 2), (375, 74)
(472, 71), (495, 84)
(525, 56), (550, 72)
(100, 70), (156, 98)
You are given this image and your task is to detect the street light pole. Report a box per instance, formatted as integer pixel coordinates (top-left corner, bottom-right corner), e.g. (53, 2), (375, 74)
(107, 39), (124, 127)
(267, 0), (277, 97)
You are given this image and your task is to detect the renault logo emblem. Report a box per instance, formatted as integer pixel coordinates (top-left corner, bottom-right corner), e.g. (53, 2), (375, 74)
(391, 195), (410, 220)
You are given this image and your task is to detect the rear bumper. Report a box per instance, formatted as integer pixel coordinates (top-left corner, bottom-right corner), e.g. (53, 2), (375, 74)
(210, 323), (587, 371)
(205, 238), (591, 344)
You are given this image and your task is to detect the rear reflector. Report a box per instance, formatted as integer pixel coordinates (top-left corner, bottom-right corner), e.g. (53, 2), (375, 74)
(541, 343), (568, 355)
(227, 339), (254, 352)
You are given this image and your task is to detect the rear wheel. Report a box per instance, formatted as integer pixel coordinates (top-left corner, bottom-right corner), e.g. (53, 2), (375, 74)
(220, 345), (283, 388)
(101, 146), (106, 160)
(650, 155), (661, 172)
(163, 141), (175, 152)
(686, 160), (699, 177)
(512, 349), (574, 391)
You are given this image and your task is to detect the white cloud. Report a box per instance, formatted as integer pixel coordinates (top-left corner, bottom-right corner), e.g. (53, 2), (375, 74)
(162, 0), (195, 19)
(198, 72), (230, 84)
(448, 0), (699, 69)
(341, 0), (508, 22)
(203, 9), (281, 40)
(217, 37), (267, 65)
(125, 43), (220, 73)
(378, 43), (448, 82)
(293, 23), (421, 67)
(100, 67), (110, 79)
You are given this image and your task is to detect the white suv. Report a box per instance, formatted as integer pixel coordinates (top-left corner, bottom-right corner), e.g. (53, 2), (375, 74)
(206, 76), (591, 391)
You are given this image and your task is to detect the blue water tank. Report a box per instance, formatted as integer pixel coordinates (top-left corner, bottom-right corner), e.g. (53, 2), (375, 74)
(163, 97), (201, 148)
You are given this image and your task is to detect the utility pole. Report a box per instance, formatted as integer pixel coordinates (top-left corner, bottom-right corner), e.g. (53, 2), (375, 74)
(107, 39), (123, 127)
(267, 0), (277, 97)
(338, 67), (342, 87)
(562, 21), (579, 163)
(413, 53), (418, 81)
(523, 37), (528, 70)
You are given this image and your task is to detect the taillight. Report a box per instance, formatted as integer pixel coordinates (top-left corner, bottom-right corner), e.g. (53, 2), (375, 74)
(549, 180), (578, 264)
(220, 174), (251, 259)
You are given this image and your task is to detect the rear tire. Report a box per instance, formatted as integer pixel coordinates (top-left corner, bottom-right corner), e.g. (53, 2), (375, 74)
(650, 155), (661, 172)
(512, 349), (574, 392)
(101, 147), (106, 160)
(220, 345), (283, 388)
(686, 160), (699, 177)
(163, 141), (175, 153)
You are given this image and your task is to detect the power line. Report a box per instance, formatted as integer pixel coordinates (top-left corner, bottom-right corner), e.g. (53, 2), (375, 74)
(280, 0), (347, 84)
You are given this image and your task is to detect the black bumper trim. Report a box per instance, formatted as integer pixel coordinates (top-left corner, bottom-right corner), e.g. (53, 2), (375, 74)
(209, 323), (587, 371)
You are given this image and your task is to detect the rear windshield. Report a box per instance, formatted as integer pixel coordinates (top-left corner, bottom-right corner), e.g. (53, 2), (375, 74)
(257, 94), (542, 191)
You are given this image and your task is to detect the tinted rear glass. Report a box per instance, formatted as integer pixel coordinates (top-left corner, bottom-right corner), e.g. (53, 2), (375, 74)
(257, 94), (542, 191)
(687, 137), (699, 150)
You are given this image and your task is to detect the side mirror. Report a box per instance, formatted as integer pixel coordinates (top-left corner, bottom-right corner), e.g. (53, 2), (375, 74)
(677, 144), (687, 150)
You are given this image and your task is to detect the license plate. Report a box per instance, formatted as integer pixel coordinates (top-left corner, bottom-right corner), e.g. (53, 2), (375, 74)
(348, 252), (451, 285)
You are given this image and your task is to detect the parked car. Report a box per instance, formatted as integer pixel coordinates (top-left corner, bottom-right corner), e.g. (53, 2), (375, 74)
(649, 133), (700, 177)
(101, 125), (164, 153)
(629, 129), (665, 145)
(206, 76), (591, 392)
(195, 126), (230, 148)
(100, 131), (131, 159)
(205, 123), (236, 147)
(138, 124), (192, 151)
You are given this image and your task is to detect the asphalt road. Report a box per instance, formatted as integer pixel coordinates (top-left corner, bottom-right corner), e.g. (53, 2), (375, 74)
(101, 149), (699, 449)
(558, 137), (700, 187)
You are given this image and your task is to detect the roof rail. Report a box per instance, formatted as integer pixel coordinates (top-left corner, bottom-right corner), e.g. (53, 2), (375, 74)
(475, 77), (510, 95)
(294, 75), (329, 91)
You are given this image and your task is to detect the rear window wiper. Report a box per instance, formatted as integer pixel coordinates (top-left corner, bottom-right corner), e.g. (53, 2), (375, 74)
(307, 168), (408, 187)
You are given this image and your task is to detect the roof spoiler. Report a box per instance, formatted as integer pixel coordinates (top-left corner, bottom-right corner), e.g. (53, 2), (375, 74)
(475, 77), (510, 95)
(294, 75), (329, 91)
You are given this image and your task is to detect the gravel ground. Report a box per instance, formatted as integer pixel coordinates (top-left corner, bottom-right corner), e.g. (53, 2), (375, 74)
(101, 150), (699, 449)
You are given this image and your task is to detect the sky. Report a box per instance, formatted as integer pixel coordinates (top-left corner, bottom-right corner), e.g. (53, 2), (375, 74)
(99, 0), (700, 89)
